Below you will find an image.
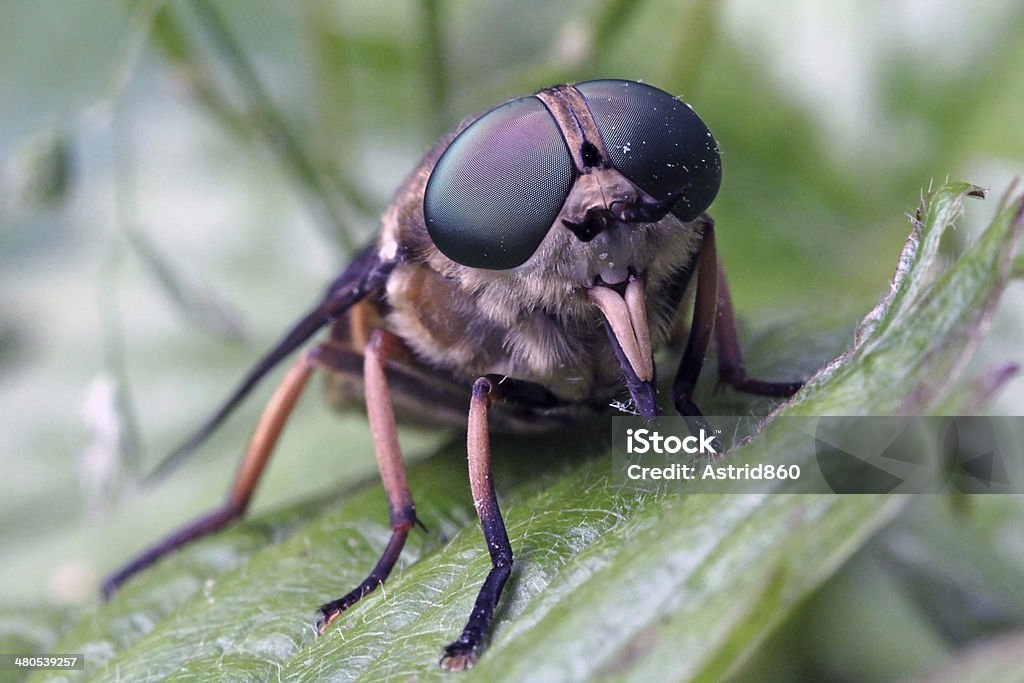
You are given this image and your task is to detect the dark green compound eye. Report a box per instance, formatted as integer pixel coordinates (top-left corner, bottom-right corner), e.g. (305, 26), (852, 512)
(424, 96), (575, 270)
(576, 80), (722, 221)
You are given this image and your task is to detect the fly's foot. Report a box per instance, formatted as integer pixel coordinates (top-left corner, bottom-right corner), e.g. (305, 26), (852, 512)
(316, 589), (369, 635)
(439, 637), (480, 671)
(315, 604), (342, 635)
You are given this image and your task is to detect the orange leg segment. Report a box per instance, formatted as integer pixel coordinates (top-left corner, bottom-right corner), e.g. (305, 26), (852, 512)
(315, 328), (419, 632)
(102, 350), (317, 598)
(440, 376), (513, 671)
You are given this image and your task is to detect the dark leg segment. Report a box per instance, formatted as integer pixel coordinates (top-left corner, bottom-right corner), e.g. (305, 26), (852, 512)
(316, 329), (418, 632)
(672, 220), (802, 447)
(101, 504), (243, 599)
(713, 266), (803, 397)
(102, 350), (317, 598)
(440, 377), (513, 671)
(671, 221), (721, 445)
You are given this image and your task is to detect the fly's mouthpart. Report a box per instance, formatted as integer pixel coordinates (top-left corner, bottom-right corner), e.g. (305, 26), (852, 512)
(586, 274), (654, 382)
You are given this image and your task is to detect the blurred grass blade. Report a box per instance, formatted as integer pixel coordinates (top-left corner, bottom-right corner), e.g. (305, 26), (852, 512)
(184, 0), (366, 252)
(907, 629), (1024, 683)
(878, 497), (1024, 649)
(134, 0), (371, 252)
(418, 0), (450, 136)
(141, 2), (252, 137)
(661, 0), (719, 91)
(2, 124), (72, 213)
(592, 0), (651, 55)
(127, 229), (248, 342)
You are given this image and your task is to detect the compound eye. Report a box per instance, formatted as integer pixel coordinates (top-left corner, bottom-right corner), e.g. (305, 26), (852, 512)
(424, 96), (575, 269)
(576, 79), (722, 221)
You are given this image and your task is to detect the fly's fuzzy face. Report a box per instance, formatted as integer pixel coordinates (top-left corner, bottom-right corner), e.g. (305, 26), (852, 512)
(428, 183), (702, 328)
(378, 94), (708, 401)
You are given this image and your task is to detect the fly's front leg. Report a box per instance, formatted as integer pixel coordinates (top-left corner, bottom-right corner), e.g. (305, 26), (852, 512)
(315, 328), (420, 632)
(714, 265), (803, 397)
(671, 220), (721, 445)
(440, 376), (512, 671)
(102, 350), (318, 598)
(672, 218), (802, 453)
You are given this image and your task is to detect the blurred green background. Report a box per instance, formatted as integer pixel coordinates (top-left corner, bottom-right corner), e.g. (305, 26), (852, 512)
(1, 1), (1022, 681)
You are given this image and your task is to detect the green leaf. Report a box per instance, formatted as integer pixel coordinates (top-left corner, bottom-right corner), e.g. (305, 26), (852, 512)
(30, 183), (1023, 682)
(782, 183), (1021, 416)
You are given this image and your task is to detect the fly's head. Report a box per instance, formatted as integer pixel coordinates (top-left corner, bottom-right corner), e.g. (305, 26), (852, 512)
(420, 79), (722, 410)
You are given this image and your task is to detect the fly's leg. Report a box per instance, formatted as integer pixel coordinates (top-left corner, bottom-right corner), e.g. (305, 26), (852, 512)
(440, 377), (512, 671)
(671, 219), (806, 454)
(315, 328), (420, 632)
(102, 350), (318, 598)
(713, 265), (803, 397)
(671, 220), (721, 443)
(671, 219), (801, 442)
